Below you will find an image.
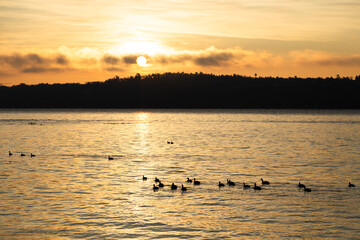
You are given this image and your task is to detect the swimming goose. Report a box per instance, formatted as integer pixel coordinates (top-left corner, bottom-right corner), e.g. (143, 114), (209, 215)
(142, 175), (147, 181)
(153, 184), (159, 191)
(155, 177), (160, 183)
(349, 182), (355, 187)
(298, 182), (306, 188)
(158, 181), (164, 188)
(304, 187), (312, 192)
(261, 178), (270, 185)
(218, 181), (225, 187)
(30, 153), (35, 157)
(253, 183), (262, 190)
(181, 184), (187, 191)
(20, 153), (25, 157)
(171, 183), (178, 190)
(9, 151), (13, 156)
(108, 156), (113, 160)
(243, 183), (250, 189)
(193, 178), (200, 185)
(186, 177), (193, 183)
(227, 179), (235, 186)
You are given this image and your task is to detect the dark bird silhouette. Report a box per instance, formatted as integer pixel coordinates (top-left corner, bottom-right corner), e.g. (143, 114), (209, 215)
(261, 178), (270, 185)
(158, 181), (164, 188)
(153, 184), (159, 191)
(108, 156), (113, 160)
(243, 183), (250, 189)
(142, 175), (147, 181)
(30, 153), (35, 157)
(186, 177), (192, 183)
(227, 179), (235, 186)
(253, 183), (262, 190)
(9, 151), (12, 156)
(155, 177), (160, 183)
(218, 181), (225, 187)
(298, 182), (306, 188)
(20, 153), (25, 157)
(171, 183), (178, 190)
(304, 187), (312, 192)
(181, 184), (187, 191)
(349, 182), (355, 187)
(193, 178), (200, 185)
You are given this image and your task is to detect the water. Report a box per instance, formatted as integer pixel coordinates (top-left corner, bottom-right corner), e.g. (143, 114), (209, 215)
(0, 109), (360, 239)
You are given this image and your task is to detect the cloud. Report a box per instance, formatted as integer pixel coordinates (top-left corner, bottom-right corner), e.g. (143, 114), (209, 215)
(102, 54), (120, 65)
(194, 52), (234, 66)
(0, 53), (71, 73)
(289, 50), (360, 67)
(122, 55), (138, 64)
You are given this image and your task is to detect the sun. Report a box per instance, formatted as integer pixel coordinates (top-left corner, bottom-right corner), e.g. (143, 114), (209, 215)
(136, 56), (147, 67)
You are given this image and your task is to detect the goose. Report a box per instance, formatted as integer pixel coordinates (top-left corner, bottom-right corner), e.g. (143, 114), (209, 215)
(171, 183), (178, 190)
(20, 153), (25, 157)
(298, 182), (306, 188)
(261, 178), (270, 185)
(218, 181), (225, 187)
(193, 178), (200, 185)
(227, 179), (235, 186)
(158, 181), (164, 188)
(30, 153), (35, 157)
(153, 184), (159, 191)
(108, 156), (113, 160)
(243, 183), (250, 189)
(304, 187), (312, 192)
(349, 182), (355, 187)
(155, 177), (160, 183)
(186, 177), (192, 183)
(9, 151), (13, 156)
(181, 184), (187, 191)
(253, 183), (262, 190)
(142, 175), (147, 181)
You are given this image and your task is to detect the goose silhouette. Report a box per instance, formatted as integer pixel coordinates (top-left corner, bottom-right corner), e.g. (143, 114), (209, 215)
(227, 179), (235, 186)
(171, 183), (178, 190)
(243, 183), (250, 189)
(253, 183), (262, 190)
(349, 182), (355, 187)
(193, 178), (200, 185)
(108, 156), (113, 160)
(261, 178), (270, 185)
(153, 184), (159, 191)
(181, 184), (187, 191)
(20, 153), (25, 157)
(9, 151), (13, 156)
(298, 182), (305, 188)
(30, 153), (35, 157)
(304, 187), (312, 192)
(218, 181), (225, 187)
(142, 175), (147, 181)
(186, 177), (192, 183)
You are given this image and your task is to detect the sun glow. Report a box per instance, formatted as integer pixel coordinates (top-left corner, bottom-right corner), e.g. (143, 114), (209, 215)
(136, 56), (147, 67)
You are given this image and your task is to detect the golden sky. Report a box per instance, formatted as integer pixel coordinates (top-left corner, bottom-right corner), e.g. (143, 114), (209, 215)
(1, 0), (360, 85)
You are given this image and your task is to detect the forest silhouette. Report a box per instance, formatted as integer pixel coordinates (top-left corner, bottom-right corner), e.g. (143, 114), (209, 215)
(1, 72), (360, 108)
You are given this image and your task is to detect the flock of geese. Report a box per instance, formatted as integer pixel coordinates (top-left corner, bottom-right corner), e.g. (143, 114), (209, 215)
(142, 175), (356, 192)
(8, 152), (356, 191)
(8, 151), (35, 157)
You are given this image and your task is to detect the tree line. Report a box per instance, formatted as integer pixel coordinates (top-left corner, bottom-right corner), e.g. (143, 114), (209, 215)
(1, 72), (360, 108)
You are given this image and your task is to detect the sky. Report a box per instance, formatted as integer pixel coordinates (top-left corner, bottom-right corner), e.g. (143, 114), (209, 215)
(1, 0), (360, 85)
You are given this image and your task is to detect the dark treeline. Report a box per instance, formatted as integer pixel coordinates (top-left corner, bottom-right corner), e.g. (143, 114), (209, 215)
(1, 72), (360, 108)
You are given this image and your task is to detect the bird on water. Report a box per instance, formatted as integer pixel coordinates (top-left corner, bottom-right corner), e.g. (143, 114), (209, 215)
(261, 178), (270, 185)
(155, 177), (160, 183)
(158, 181), (164, 188)
(304, 187), (312, 192)
(108, 156), (113, 160)
(218, 181), (225, 187)
(20, 153), (25, 157)
(253, 183), (262, 190)
(9, 151), (13, 156)
(186, 177), (192, 183)
(171, 183), (178, 190)
(181, 184), (187, 191)
(243, 183), (250, 189)
(227, 179), (235, 186)
(298, 182), (306, 188)
(349, 182), (355, 187)
(142, 175), (147, 181)
(30, 153), (35, 157)
(153, 184), (159, 191)
(193, 178), (200, 185)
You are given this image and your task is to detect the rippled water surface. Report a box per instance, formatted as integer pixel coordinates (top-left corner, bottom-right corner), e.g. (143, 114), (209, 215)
(1, 109), (360, 239)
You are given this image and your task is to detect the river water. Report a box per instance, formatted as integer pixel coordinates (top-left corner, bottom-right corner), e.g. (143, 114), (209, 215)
(0, 109), (359, 239)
